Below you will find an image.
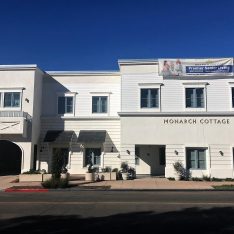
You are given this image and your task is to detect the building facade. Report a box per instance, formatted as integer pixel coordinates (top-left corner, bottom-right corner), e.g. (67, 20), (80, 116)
(1, 58), (234, 179)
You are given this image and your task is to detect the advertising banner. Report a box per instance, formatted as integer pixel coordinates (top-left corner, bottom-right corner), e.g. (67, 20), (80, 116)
(158, 58), (233, 76)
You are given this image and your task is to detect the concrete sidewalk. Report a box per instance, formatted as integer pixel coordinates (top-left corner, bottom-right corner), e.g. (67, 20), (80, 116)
(73, 178), (234, 190)
(2, 175), (234, 191)
(0, 176), (42, 191)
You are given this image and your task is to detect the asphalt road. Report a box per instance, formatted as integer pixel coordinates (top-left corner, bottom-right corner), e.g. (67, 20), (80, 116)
(1, 190), (234, 233)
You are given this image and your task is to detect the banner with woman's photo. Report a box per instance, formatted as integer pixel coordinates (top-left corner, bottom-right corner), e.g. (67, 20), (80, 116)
(158, 58), (233, 76)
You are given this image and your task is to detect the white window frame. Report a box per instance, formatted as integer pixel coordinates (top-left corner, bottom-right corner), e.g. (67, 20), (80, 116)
(183, 82), (208, 112)
(57, 92), (76, 117)
(138, 83), (163, 112)
(186, 147), (207, 170)
(90, 92), (111, 116)
(0, 88), (24, 111)
(228, 82), (234, 111)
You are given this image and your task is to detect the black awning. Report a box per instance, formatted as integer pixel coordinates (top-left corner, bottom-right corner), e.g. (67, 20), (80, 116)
(77, 130), (106, 143)
(44, 130), (74, 143)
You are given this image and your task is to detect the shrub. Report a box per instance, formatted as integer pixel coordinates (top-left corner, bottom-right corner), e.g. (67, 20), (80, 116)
(202, 175), (211, 181)
(120, 162), (129, 173)
(42, 177), (69, 189)
(211, 177), (223, 182)
(173, 161), (190, 180)
(112, 168), (119, 173)
(128, 167), (136, 179)
(225, 178), (234, 181)
(22, 169), (41, 174)
(102, 167), (112, 172)
(87, 164), (98, 173)
(191, 177), (203, 181)
(167, 177), (175, 181)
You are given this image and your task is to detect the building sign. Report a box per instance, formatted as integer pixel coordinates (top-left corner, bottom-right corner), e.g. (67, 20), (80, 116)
(158, 58), (233, 77)
(163, 118), (230, 125)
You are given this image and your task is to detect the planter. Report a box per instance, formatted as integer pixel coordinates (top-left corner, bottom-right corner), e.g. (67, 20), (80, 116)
(61, 173), (70, 179)
(174, 174), (181, 181)
(110, 172), (117, 181)
(85, 172), (95, 181)
(19, 174), (43, 182)
(122, 172), (129, 180)
(96, 172), (111, 181)
(42, 174), (52, 181)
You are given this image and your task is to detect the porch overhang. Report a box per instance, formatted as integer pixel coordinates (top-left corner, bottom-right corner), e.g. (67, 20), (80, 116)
(44, 130), (75, 143)
(77, 130), (106, 144)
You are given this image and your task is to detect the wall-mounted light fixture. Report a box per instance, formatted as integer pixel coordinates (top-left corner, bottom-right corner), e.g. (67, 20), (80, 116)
(80, 144), (84, 152)
(174, 150), (178, 155)
(219, 150), (224, 156)
(25, 98), (29, 103)
(40, 146), (45, 152)
(126, 150), (130, 155)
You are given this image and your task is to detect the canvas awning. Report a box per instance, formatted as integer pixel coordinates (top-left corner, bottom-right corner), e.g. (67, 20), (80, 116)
(77, 130), (106, 143)
(44, 130), (74, 143)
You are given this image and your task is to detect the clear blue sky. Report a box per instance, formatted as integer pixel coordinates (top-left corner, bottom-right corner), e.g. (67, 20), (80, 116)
(0, 0), (233, 71)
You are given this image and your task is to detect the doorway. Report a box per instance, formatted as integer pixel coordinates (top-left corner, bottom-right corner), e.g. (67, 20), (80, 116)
(135, 145), (166, 176)
(0, 140), (22, 175)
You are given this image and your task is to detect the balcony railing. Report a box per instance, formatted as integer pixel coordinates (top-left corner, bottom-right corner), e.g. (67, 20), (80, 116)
(0, 111), (31, 120)
(0, 111), (31, 137)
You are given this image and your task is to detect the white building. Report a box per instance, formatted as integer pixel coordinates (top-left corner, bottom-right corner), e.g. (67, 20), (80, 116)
(1, 58), (234, 179)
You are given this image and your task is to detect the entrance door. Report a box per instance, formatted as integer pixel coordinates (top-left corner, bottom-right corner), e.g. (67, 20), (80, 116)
(0, 140), (22, 175)
(85, 148), (101, 166)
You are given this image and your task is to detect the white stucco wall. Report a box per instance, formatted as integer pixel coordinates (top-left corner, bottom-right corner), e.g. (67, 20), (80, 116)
(121, 116), (234, 178)
(0, 67), (44, 172)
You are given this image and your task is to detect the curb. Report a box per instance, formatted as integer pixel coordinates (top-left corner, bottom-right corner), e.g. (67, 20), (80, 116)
(4, 188), (48, 192)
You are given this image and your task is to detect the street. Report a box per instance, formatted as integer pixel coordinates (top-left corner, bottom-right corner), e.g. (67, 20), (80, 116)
(0, 190), (234, 233)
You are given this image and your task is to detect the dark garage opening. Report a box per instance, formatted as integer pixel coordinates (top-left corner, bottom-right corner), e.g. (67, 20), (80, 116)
(0, 140), (22, 175)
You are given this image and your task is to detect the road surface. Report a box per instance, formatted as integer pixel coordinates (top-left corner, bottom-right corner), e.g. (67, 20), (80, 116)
(0, 190), (234, 233)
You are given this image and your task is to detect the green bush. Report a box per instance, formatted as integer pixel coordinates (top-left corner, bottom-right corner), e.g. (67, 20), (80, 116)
(191, 177), (203, 181)
(22, 169), (41, 174)
(167, 177), (175, 181)
(41, 177), (69, 189)
(225, 178), (234, 181)
(211, 177), (223, 182)
(173, 161), (191, 180)
(202, 175), (211, 181)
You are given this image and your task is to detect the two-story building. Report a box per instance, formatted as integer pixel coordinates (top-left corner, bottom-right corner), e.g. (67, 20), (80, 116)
(1, 58), (234, 179)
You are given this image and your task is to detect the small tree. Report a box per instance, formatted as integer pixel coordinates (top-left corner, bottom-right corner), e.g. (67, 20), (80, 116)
(51, 149), (64, 179)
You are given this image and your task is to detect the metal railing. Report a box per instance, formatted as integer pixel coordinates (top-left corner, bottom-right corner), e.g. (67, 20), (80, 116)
(0, 111), (31, 119)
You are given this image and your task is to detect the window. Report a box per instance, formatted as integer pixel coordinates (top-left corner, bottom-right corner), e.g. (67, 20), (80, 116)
(92, 96), (107, 113)
(58, 96), (73, 114)
(3, 92), (20, 108)
(186, 88), (204, 108)
(141, 88), (159, 108)
(159, 147), (166, 166)
(85, 148), (101, 166)
(186, 148), (206, 169)
(232, 87), (234, 108)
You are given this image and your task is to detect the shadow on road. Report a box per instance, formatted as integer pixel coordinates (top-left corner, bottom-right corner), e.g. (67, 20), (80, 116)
(1, 207), (234, 233)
